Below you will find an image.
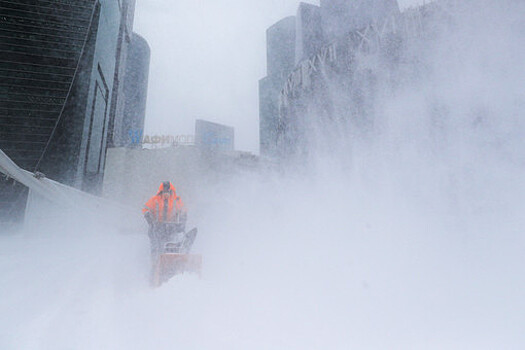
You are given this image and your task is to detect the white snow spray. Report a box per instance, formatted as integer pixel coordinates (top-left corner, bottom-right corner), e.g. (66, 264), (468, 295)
(1, 1), (524, 349)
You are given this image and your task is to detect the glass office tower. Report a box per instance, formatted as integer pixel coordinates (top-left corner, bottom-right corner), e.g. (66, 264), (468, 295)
(0, 0), (135, 224)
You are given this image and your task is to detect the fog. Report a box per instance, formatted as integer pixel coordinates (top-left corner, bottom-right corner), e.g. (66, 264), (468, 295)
(1, 0), (525, 349)
(134, 0), (429, 152)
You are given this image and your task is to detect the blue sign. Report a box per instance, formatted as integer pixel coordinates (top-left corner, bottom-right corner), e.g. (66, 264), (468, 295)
(129, 129), (143, 145)
(202, 131), (231, 146)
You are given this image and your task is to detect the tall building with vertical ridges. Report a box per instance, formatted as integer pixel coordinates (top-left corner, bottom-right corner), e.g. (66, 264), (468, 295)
(295, 3), (323, 64)
(259, 0), (402, 160)
(117, 32), (150, 148)
(0, 0), (141, 225)
(107, 0), (136, 148)
(259, 16), (296, 158)
(320, 0), (400, 41)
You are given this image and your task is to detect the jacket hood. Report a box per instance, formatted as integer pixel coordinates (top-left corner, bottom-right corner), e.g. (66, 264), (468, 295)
(157, 181), (176, 196)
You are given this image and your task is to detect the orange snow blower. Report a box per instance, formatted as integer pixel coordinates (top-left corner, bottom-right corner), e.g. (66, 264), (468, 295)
(151, 226), (201, 287)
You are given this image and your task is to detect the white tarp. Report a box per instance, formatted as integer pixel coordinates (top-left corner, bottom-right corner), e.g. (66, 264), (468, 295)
(0, 149), (142, 233)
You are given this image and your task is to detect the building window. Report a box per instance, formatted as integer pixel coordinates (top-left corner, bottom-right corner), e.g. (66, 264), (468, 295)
(85, 79), (108, 174)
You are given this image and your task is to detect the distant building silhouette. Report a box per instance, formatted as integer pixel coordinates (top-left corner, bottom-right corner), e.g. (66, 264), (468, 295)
(195, 119), (234, 153)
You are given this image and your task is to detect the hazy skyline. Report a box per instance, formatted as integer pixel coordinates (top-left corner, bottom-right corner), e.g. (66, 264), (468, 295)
(134, 0), (428, 153)
(3, 2), (524, 348)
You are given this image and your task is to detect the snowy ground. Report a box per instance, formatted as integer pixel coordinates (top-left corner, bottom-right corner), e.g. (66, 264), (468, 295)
(1, 170), (524, 349)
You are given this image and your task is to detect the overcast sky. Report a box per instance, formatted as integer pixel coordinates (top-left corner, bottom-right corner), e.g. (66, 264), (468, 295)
(133, 0), (427, 153)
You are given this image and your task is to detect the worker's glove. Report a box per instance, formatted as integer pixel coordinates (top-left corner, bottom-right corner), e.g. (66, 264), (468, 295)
(144, 211), (155, 226)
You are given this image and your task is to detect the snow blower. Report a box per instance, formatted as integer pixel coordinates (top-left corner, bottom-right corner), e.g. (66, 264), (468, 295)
(151, 226), (201, 287)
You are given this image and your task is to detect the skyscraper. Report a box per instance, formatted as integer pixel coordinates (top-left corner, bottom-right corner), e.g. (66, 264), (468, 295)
(260, 0), (402, 159)
(0, 0), (138, 224)
(116, 33), (151, 148)
(259, 16), (296, 158)
(320, 0), (400, 41)
(295, 3), (324, 64)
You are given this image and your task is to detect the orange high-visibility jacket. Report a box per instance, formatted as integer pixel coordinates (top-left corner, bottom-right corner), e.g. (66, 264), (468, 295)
(142, 182), (186, 222)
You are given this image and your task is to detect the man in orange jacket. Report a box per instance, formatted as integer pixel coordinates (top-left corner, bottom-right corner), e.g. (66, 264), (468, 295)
(143, 181), (187, 260)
